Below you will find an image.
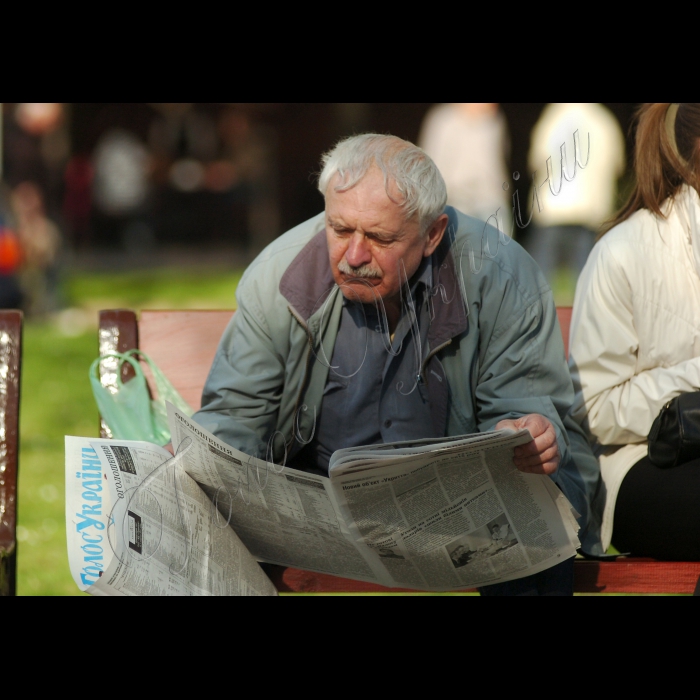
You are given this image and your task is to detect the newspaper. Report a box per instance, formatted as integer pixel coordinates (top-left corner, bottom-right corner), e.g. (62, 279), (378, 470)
(65, 436), (277, 596)
(66, 403), (580, 594)
(167, 404), (580, 591)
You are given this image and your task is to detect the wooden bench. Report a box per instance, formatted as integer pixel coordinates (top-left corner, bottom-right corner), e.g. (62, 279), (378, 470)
(0, 311), (22, 597)
(98, 307), (700, 595)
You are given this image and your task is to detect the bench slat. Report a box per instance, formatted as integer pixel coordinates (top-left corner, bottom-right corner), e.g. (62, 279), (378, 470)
(271, 561), (700, 595)
(574, 559), (700, 594)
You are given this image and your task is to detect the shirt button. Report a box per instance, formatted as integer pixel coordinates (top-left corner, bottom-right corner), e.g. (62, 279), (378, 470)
(384, 420), (392, 429)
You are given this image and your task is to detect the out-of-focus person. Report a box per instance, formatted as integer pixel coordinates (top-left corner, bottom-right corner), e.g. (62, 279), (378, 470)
(10, 181), (62, 317)
(525, 103), (626, 286)
(92, 127), (152, 251)
(3, 103), (70, 222)
(569, 103), (700, 560)
(0, 214), (24, 309)
(418, 103), (511, 233)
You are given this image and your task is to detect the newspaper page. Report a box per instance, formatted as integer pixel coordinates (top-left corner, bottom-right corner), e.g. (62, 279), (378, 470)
(167, 407), (386, 585)
(65, 436), (277, 596)
(166, 404), (580, 591)
(330, 433), (580, 590)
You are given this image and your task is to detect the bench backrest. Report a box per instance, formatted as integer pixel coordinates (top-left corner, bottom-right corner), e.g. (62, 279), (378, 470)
(0, 310), (22, 597)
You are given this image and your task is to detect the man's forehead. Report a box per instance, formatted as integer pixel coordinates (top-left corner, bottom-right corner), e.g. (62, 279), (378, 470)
(326, 211), (403, 233)
(325, 186), (416, 235)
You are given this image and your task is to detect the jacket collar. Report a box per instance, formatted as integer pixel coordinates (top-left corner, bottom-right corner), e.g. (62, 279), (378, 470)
(279, 230), (336, 322)
(427, 210), (469, 348)
(279, 209), (469, 344)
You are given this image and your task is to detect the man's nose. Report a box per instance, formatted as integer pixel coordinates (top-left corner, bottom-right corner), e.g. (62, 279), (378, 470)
(345, 233), (372, 268)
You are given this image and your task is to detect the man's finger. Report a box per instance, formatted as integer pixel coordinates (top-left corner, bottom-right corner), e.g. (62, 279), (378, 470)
(514, 444), (559, 469)
(514, 431), (556, 457)
(496, 414), (560, 475)
(496, 414), (550, 439)
(517, 413), (552, 439)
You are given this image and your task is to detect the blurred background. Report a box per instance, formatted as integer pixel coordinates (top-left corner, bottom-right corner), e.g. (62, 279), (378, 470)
(0, 102), (639, 595)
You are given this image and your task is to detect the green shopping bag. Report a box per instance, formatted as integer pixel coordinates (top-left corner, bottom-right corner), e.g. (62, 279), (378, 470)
(90, 349), (193, 445)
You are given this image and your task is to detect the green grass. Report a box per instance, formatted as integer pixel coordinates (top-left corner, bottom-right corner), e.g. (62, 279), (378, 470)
(17, 267), (243, 596)
(63, 267), (242, 314)
(549, 267), (579, 307)
(18, 326), (96, 595)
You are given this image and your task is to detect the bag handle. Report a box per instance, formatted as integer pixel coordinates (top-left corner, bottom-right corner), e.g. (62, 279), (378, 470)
(121, 348), (193, 414)
(89, 353), (145, 389)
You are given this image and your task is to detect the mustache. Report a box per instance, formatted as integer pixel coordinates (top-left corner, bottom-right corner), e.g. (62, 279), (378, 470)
(338, 259), (382, 279)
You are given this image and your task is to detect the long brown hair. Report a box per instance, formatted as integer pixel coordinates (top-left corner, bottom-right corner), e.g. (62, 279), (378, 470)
(599, 103), (700, 238)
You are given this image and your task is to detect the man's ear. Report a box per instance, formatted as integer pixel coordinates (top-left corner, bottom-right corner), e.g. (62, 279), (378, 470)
(423, 214), (449, 258)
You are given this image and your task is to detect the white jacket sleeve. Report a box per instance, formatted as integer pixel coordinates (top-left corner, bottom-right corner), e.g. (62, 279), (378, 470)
(569, 238), (700, 445)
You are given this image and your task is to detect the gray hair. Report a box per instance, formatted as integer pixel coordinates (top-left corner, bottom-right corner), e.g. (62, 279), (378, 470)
(318, 133), (447, 233)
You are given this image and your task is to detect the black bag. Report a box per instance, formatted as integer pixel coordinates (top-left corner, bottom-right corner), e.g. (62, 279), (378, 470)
(647, 392), (700, 468)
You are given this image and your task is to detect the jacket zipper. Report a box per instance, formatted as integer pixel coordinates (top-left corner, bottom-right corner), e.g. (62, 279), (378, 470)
(421, 339), (452, 380)
(287, 305), (316, 454)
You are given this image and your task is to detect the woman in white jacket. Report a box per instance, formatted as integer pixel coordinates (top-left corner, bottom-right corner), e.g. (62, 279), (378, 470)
(570, 103), (700, 560)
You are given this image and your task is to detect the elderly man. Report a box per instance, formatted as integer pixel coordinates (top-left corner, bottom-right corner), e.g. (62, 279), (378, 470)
(192, 133), (603, 596)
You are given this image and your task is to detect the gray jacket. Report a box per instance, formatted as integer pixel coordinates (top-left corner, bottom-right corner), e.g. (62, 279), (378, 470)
(194, 207), (604, 553)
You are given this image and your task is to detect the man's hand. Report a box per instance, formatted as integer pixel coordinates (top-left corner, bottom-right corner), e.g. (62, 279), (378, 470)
(163, 442), (175, 456)
(495, 414), (560, 476)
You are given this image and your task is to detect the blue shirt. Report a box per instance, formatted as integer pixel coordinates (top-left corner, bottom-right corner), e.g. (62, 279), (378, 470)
(292, 260), (440, 475)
